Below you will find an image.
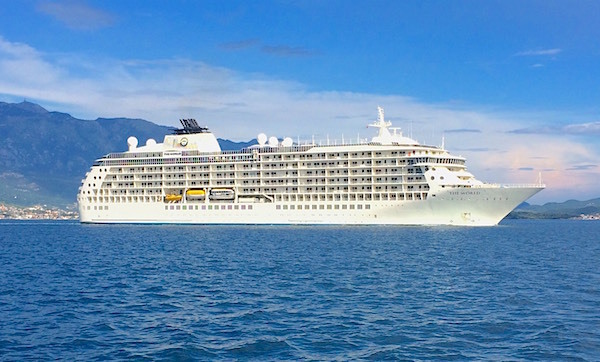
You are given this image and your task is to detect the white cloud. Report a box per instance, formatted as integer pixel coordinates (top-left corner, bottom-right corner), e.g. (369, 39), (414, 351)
(510, 121), (600, 136)
(36, 0), (115, 30)
(563, 121), (600, 135)
(0, 36), (598, 203)
(515, 48), (562, 56)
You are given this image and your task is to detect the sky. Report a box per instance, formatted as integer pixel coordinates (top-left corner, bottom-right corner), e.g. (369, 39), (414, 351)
(1, 0), (599, 203)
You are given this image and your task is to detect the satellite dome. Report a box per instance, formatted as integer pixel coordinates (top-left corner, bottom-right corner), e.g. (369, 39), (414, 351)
(146, 138), (156, 146)
(268, 136), (279, 147)
(257, 133), (267, 146)
(127, 136), (138, 151)
(282, 137), (293, 147)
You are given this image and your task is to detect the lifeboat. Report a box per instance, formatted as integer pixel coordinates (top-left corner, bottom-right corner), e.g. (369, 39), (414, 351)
(209, 188), (235, 200)
(186, 189), (206, 198)
(165, 194), (182, 202)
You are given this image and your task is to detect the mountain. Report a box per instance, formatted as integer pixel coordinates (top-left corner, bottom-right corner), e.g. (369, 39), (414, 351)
(508, 198), (600, 219)
(0, 101), (251, 207)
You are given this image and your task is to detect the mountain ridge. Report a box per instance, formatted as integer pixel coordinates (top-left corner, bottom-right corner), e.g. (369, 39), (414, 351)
(0, 101), (252, 207)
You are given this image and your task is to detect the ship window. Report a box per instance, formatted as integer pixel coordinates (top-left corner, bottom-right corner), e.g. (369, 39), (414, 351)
(248, 205), (253, 210)
(342, 205), (347, 209)
(365, 205), (370, 210)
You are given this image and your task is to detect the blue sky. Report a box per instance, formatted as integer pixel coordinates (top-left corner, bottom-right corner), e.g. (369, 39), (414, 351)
(1, 0), (599, 202)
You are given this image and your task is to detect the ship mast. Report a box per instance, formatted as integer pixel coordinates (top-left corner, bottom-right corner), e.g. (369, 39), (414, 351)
(369, 106), (393, 144)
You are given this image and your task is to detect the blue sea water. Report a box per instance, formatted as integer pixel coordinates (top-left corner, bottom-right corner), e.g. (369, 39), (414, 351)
(0, 220), (599, 361)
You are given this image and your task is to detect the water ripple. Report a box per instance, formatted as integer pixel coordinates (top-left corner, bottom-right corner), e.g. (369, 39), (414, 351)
(0, 220), (599, 360)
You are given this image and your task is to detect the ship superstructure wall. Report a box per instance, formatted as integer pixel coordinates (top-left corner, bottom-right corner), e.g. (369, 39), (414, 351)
(79, 145), (468, 206)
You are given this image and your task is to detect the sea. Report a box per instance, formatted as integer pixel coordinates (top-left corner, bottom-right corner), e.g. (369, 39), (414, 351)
(0, 219), (599, 361)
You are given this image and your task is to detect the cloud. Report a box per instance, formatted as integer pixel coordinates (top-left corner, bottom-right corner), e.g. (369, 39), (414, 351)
(444, 128), (481, 133)
(563, 122), (600, 135)
(36, 0), (116, 30)
(510, 121), (600, 136)
(218, 38), (317, 57)
(515, 48), (562, 56)
(509, 126), (557, 134)
(219, 39), (260, 51)
(566, 164), (597, 171)
(0, 36), (64, 85)
(260, 45), (317, 57)
(0, 36), (599, 203)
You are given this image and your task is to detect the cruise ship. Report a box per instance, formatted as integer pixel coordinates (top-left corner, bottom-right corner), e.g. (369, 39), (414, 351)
(78, 107), (544, 225)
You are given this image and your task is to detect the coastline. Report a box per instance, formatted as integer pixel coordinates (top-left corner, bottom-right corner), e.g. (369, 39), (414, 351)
(0, 203), (78, 220)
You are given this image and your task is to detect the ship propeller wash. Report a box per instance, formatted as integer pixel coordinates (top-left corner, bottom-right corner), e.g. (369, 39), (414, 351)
(78, 107), (544, 225)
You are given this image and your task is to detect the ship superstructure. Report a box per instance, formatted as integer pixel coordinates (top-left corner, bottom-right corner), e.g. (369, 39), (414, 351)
(78, 107), (544, 225)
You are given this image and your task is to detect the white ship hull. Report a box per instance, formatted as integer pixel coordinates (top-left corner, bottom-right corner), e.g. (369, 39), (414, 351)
(79, 185), (542, 226)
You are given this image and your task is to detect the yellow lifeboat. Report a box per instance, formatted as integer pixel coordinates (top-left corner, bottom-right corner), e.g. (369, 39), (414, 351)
(165, 194), (182, 202)
(186, 189), (206, 196)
